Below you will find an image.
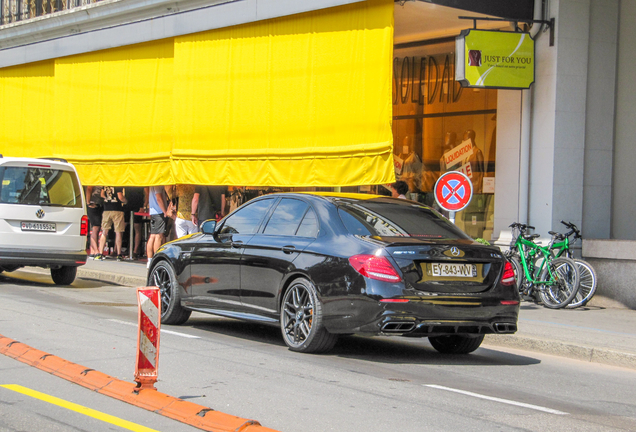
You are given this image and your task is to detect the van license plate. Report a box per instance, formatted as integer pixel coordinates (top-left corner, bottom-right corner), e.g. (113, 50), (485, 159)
(21, 222), (56, 232)
(431, 263), (476, 277)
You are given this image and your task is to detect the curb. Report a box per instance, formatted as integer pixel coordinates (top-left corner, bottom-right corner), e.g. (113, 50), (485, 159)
(484, 334), (636, 370)
(0, 334), (279, 432)
(77, 268), (146, 287)
(18, 267), (146, 287)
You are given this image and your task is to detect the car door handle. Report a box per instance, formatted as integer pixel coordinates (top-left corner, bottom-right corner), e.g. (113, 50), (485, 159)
(282, 245), (296, 254)
(231, 241), (244, 248)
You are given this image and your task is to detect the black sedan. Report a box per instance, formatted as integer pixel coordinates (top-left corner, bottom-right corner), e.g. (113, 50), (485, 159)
(148, 192), (520, 354)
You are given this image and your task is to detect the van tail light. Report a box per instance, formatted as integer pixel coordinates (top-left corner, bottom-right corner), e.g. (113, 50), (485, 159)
(501, 261), (516, 286)
(349, 254), (402, 283)
(80, 215), (89, 236)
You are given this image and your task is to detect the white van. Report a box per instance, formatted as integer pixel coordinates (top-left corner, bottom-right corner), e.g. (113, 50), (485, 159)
(0, 156), (88, 284)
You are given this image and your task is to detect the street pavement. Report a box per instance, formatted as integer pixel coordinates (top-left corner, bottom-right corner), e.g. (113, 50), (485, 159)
(24, 256), (636, 370)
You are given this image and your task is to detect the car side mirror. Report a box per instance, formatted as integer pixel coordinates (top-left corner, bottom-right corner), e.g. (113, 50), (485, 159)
(201, 219), (217, 235)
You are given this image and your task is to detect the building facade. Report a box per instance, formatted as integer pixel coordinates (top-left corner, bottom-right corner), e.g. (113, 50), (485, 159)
(0, 0), (634, 284)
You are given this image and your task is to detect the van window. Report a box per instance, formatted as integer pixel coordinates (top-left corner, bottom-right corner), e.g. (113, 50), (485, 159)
(0, 166), (82, 208)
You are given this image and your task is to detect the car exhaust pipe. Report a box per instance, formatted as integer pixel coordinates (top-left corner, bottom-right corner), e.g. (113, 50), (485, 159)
(381, 322), (416, 333)
(493, 323), (517, 334)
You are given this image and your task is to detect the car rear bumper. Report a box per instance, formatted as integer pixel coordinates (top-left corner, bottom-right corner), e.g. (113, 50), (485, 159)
(0, 248), (87, 269)
(322, 296), (520, 336)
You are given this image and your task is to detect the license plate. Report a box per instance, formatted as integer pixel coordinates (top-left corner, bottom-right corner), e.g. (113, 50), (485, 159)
(431, 263), (476, 278)
(21, 222), (56, 232)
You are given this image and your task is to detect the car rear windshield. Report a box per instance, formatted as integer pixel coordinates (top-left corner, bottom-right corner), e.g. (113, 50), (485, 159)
(0, 166), (82, 208)
(337, 198), (471, 240)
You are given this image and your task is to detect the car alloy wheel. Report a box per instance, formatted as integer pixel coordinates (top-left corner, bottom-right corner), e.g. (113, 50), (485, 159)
(149, 261), (191, 325)
(280, 278), (337, 353)
(282, 282), (314, 347)
(151, 263), (172, 313)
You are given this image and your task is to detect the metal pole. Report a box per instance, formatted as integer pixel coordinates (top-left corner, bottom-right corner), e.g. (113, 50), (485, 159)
(450, 211), (456, 224)
(129, 211), (134, 260)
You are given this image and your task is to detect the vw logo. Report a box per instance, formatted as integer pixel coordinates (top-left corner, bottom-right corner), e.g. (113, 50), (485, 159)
(36, 209), (45, 219)
(450, 247), (460, 256)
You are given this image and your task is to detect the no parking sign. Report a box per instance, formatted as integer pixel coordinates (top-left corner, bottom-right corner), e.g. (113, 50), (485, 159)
(434, 171), (473, 213)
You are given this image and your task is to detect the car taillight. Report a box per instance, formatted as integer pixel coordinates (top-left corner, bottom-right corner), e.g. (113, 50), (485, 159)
(500, 300), (520, 305)
(501, 261), (516, 285)
(80, 215), (89, 236)
(349, 254), (402, 283)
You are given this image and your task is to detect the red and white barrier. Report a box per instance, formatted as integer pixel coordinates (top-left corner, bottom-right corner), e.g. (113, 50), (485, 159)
(135, 287), (161, 390)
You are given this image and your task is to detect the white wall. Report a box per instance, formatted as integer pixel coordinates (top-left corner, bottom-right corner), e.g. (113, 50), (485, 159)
(582, 0), (618, 239)
(527, 0), (558, 235)
(0, 0), (364, 68)
(493, 90), (522, 241)
(526, 0), (593, 237)
(612, 0), (636, 239)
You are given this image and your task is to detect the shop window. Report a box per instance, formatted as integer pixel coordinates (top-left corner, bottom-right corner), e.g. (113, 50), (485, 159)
(390, 40), (497, 241)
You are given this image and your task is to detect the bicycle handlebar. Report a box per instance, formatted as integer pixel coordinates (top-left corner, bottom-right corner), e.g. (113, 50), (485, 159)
(560, 220), (581, 239)
(509, 222), (535, 231)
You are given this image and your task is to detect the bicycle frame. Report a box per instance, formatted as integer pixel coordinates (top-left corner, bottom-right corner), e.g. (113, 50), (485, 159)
(550, 237), (571, 259)
(515, 236), (558, 286)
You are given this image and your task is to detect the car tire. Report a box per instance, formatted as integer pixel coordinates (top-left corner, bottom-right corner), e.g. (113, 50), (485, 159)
(148, 260), (191, 325)
(280, 278), (337, 354)
(428, 334), (485, 354)
(51, 266), (77, 285)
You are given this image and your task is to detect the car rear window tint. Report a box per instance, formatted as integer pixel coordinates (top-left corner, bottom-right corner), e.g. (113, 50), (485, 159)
(0, 166), (82, 208)
(337, 199), (470, 240)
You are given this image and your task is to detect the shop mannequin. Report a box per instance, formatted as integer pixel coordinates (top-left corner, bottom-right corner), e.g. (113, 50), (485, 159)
(463, 129), (485, 193)
(439, 131), (457, 172)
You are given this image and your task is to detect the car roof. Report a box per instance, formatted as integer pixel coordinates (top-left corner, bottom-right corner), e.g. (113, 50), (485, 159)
(0, 156), (74, 170)
(293, 191), (384, 200)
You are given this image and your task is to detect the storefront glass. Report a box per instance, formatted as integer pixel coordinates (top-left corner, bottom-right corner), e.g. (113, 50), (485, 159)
(391, 40), (497, 240)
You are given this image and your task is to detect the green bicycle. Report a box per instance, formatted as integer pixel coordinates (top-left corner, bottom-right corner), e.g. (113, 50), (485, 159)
(549, 221), (597, 308)
(505, 222), (580, 309)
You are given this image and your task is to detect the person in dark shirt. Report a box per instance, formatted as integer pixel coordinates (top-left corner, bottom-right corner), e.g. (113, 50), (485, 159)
(95, 186), (127, 261)
(86, 186), (103, 258)
(191, 186), (227, 229)
(123, 187), (147, 259)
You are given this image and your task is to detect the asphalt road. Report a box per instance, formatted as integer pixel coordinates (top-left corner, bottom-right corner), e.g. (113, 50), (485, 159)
(1, 270), (635, 432)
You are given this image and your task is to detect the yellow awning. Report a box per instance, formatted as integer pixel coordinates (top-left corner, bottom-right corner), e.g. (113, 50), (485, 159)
(0, 0), (395, 187)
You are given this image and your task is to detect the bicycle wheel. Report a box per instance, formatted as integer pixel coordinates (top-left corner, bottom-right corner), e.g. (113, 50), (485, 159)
(566, 259), (597, 308)
(537, 257), (580, 309)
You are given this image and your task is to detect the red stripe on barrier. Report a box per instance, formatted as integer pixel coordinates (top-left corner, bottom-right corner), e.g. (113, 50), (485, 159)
(135, 287), (161, 390)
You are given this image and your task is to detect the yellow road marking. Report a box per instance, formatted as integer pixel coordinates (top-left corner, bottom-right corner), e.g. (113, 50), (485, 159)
(0, 384), (160, 432)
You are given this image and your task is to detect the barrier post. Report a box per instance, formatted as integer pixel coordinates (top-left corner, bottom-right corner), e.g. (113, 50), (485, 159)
(135, 287), (161, 390)
(129, 211), (134, 260)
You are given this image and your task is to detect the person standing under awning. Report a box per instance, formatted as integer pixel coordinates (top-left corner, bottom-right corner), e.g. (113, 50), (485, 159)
(146, 185), (168, 266)
(95, 186), (127, 261)
(174, 184), (197, 238)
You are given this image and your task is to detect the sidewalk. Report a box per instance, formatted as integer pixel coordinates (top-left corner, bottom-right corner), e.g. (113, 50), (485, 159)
(78, 255), (148, 286)
(62, 258), (636, 370)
